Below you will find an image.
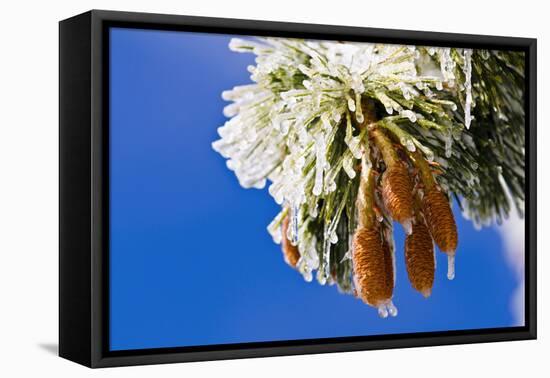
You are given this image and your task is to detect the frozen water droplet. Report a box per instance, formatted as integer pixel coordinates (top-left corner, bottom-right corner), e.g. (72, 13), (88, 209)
(387, 301), (398, 317)
(317, 271), (327, 286)
(329, 230), (338, 244)
(377, 305), (389, 318)
(343, 155), (357, 179)
(252, 179), (266, 189)
(326, 179), (337, 193)
(309, 202), (319, 218)
(347, 97), (356, 112)
(447, 253), (455, 280)
(401, 109), (417, 123)
(402, 219), (413, 235)
(226, 159), (236, 171)
(400, 138), (415, 152)
(272, 229), (282, 244)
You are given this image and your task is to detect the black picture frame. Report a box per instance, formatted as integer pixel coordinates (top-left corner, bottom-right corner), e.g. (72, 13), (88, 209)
(59, 9), (537, 368)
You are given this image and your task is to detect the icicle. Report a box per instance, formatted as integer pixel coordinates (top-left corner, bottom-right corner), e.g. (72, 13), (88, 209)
(402, 219), (413, 235)
(347, 96), (356, 112)
(398, 82), (413, 100)
(355, 92), (364, 123)
(226, 159), (237, 171)
(463, 49), (473, 129)
(323, 233), (332, 279)
(303, 268), (313, 282)
(223, 103), (240, 117)
(401, 110), (417, 123)
(228, 38), (266, 52)
(377, 305), (389, 318)
(405, 139), (416, 152)
(267, 211), (286, 244)
(387, 301), (398, 317)
(343, 153), (357, 179)
(376, 91), (402, 114)
(325, 178), (337, 194)
(251, 179), (266, 189)
(438, 48), (456, 86)
(344, 111), (363, 159)
(317, 269), (327, 285)
(309, 201), (319, 218)
(270, 226), (282, 244)
(291, 205), (299, 245)
(447, 253), (456, 280)
(312, 134), (326, 196)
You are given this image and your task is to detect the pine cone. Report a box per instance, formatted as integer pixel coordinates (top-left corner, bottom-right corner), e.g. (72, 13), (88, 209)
(381, 163), (414, 225)
(405, 219), (435, 297)
(352, 227), (394, 306)
(422, 188), (458, 254)
(281, 214), (300, 267)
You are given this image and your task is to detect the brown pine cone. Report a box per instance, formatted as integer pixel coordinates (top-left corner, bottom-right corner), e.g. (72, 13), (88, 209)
(352, 227), (394, 307)
(381, 163), (414, 225)
(422, 188), (458, 254)
(281, 214), (300, 267)
(405, 219), (435, 297)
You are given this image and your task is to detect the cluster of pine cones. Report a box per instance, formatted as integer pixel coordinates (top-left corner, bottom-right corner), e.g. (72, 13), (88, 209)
(280, 115), (458, 316)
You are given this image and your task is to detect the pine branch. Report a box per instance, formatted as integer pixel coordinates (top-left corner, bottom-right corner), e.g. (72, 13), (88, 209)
(213, 38), (525, 296)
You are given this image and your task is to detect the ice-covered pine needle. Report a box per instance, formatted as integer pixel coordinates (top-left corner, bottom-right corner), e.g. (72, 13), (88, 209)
(212, 37), (525, 317)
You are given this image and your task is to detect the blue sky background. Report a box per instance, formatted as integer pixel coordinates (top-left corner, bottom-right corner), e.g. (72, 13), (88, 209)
(109, 27), (521, 351)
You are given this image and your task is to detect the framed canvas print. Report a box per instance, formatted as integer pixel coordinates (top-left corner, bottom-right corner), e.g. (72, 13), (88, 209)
(59, 10), (537, 368)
